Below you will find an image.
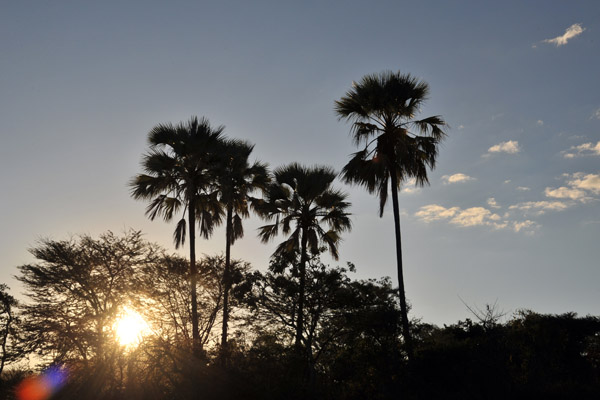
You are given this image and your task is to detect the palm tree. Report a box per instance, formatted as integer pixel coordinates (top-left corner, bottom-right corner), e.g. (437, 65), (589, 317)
(129, 116), (225, 355)
(335, 71), (447, 357)
(216, 139), (269, 355)
(255, 163), (351, 350)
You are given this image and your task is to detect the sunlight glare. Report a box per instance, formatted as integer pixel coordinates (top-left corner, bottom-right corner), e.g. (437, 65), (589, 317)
(114, 307), (149, 347)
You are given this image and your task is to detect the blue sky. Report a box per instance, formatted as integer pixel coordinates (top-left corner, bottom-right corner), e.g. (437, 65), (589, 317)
(1, 1), (599, 325)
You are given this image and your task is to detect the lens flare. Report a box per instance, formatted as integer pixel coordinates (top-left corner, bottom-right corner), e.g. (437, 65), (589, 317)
(16, 366), (68, 400)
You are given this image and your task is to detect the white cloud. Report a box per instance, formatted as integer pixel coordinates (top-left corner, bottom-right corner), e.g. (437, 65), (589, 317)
(513, 220), (537, 233)
(509, 200), (569, 215)
(504, 180), (511, 184)
(517, 186), (530, 191)
(536, 120), (544, 126)
(488, 140), (521, 154)
(562, 141), (600, 158)
(401, 177), (420, 194)
(569, 173), (600, 194)
(442, 173), (474, 184)
(451, 207), (501, 227)
(487, 198), (501, 209)
(416, 203), (541, 233)
(415, 205), (459, 222)
(544, 186), (587, 201)
(542, 23), (585, 46)
(458, 125), (465, 130)
(593, 108), (600, 120)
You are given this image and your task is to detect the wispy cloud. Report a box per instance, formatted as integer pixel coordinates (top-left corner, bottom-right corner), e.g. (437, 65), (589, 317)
(487, 198), (501, 209)
(536, 120), (544, 126)
(415, 204), (533, 233)
(593, 108), (600, 120)
(569, 172), (600, 194)
(513, 220), (538, 233)
(517, 186), (530, 191)
(544, 186), (587, 201)
(509, 200), (570, 215)
(442, 173), (474, 184)
(542, 23), (585, 46)
(488, 140), (521, 154)
(562, 141), (600, 158)
(401, 177), (420, 194)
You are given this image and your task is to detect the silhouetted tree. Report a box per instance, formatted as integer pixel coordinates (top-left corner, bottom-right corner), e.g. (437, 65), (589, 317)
(0, 284), (20, 375)
(335, 71), (447, 356)
(15, 231), (157, 365)
(255, 163), (351, 350)
(215, 139), (269, 356)
(130, 116), (225, 354)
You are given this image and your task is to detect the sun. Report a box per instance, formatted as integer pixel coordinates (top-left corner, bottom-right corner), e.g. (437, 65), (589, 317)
(114, 307), (150, 347)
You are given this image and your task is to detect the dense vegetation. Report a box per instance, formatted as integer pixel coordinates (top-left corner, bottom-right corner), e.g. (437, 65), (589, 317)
(2, 71), (598, 398)
(1, 233), (599, 399)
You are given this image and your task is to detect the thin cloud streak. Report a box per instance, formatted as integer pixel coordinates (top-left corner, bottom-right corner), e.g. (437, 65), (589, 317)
(542, 23), (585, 46)
(562, 141), (600, 158)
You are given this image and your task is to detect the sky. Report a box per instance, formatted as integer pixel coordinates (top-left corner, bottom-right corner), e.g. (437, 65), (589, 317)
(1, 0), (599, 326)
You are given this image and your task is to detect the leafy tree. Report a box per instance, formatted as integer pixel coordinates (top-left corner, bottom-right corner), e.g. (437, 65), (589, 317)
(215, 140), (269, 354)
(255, 163), (351, 349)
(0, 284), (20, 375)
(335, 71), (447, 355)
(15, 231), (158, 365)
(244, 256), (404, 399)
(130, 116), (225, 354)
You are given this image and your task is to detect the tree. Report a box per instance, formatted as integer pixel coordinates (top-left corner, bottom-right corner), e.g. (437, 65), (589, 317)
(255, 163), (351, 350)
(130, 116), (225, 354)
(16, 231), (157, 365)
(0, 284), (20, 375)
(215, 140), (269, 355)
(335, 71), (447, 356)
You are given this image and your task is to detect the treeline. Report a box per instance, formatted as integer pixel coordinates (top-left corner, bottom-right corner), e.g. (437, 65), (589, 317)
(1, 231), (600, 399)
(2, 70), (599, 398)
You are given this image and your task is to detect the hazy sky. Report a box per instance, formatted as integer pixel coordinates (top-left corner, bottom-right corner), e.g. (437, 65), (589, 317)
(2, 1), (599, 325)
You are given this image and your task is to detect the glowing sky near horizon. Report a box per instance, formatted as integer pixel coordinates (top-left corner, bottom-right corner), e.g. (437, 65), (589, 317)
(1, 0), (599, 326)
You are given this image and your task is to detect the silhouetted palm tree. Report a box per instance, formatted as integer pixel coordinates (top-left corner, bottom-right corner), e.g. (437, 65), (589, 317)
(130, 116), (225, 355)
(216, 139), (269, 355)
(335, 71), (447, 357)
(256, 163), (351, 349)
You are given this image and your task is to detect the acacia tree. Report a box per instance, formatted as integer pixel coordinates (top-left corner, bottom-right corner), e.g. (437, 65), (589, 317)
(215, 140), (269, 354)
(255, 163), (351, 350)
(16, 231), (157, 364)
(335, 71), (447, 356)
(130, 116), (225, 354)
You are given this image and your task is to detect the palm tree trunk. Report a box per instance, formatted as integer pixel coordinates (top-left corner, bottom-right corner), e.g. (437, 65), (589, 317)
(188, 200), (200, 356)
(389, 169), (413, 359)
(295, 228), (308, 349)
(221, 204), (233, 361)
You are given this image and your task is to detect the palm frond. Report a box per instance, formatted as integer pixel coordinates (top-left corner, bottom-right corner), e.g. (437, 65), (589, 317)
(173, 218), (186, 249)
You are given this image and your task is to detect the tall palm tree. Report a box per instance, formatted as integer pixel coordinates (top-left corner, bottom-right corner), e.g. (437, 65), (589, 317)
(256, 163), (351, 349)
(129, 116), (225, 355)
(335, 71), (447, 357)
(216, 139), (269, 354)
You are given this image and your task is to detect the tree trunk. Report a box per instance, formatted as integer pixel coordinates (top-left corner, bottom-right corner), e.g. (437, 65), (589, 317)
(295, 228), (308, 349)
(389, 169), (413, 359)
(221, 204), (233, 361)
(188, 201), (200, 356)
